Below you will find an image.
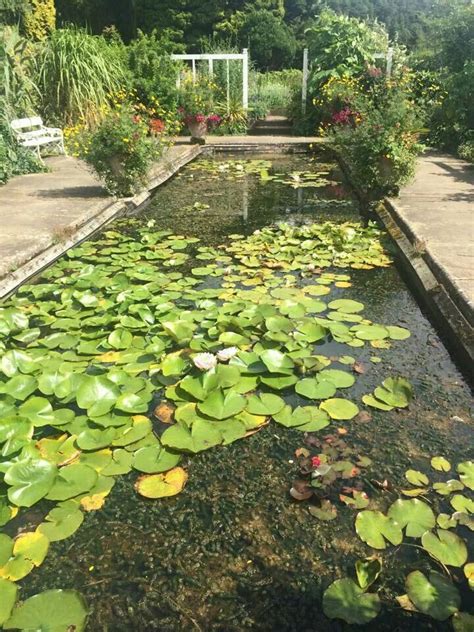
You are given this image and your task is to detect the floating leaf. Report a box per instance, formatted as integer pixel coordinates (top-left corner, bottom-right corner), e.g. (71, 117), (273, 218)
(5, 459), (57, 507)
(320, 398), (359, 420)
(37, 504), (84, 542)
(46, 464), (98, 501)
(457, 461), (474, 490)
(161, 419), (222, 453)
(387, 499), (436, 537)
(452, 612), (474, 632)
(421, 529), (468, 567)
(355, 510), (403, 549)
(259, 349), (294, 374)
(245, 393), (285, 416)
(373, 377), (413, 408)
(450, 494), (474, 514)
(132, 445), (181, 474)
(431, 456), (451, 472)
(328, 299), (364, 313)
(135, 467), (188, 498)
(405, 571), (460, 621)
(355, 558), (382, 590)
(4, 589), (88, 631)
(308, 500), (337, 521)
(13, 532), (49, 567)
(405, 469), (429, 487)
(197, 389), (246, 420)
(0, 578), (17, 626)
(323, 578), (381, 624)
(76, 375), (120, 417)
(295, 378), (336, 400)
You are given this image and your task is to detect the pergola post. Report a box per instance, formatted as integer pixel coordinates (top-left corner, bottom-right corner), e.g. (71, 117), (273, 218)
(302, 48), (309, 115)
(242, 48), (249, 110)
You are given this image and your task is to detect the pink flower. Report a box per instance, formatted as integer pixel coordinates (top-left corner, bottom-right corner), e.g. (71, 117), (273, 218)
(311, 456), (322, 468)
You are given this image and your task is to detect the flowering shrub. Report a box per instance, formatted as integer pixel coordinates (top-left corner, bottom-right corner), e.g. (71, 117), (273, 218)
(178, 74), (224, 134)
(317, 68), (423, 198)
(81, 104), (163, 196)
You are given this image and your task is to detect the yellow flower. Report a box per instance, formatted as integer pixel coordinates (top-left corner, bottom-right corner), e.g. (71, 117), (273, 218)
(122, 138), (130, 143)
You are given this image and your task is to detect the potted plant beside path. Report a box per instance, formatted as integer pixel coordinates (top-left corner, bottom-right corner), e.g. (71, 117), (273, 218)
(178, 74), (221, 143)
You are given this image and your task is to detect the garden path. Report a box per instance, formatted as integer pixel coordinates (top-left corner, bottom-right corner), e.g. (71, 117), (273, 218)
(386, 151), (474, 319)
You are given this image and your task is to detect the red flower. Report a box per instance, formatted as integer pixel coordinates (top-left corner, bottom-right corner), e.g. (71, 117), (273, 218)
(311, 456), (322, 468)
(150, 118), (165, 134)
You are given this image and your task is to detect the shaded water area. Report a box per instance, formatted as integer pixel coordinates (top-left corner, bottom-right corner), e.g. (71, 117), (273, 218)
(11, 152), (474, 630)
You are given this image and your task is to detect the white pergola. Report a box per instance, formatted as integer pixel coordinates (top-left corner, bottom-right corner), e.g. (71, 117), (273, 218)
(171, 50), (249, 112)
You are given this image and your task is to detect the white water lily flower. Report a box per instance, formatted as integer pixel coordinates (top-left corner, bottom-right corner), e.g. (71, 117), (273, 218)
(193, 353), (217, 371)
(217, 347), (238, 362)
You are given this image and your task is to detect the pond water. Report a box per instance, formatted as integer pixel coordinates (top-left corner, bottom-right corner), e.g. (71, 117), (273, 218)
(1, 150), (473, 631)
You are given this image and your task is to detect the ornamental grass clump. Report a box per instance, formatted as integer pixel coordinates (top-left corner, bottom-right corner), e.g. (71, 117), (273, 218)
(83, 105), (162, 197)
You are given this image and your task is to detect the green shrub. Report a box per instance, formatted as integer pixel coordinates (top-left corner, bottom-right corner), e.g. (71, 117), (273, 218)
(35, 27), (127, 125)
(23, 0), (56, 41)
(82, 104), (163, 196)
(458, 139), (474, 164)
(330, 83), (423, 198)
(251, 69), (302, 114)
(127, 30), (181, 111)
(0, 122), (44, 184)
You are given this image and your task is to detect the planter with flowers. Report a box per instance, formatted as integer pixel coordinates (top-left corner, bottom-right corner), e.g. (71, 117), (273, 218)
(178, 74), (222, 142)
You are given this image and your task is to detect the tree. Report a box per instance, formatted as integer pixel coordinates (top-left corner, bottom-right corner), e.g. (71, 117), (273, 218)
(238, 9), (297, 70)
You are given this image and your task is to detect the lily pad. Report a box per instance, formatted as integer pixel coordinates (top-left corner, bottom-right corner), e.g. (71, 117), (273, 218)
(5, 459), (57, 507)
(76, 375), (120, 417)
(245, 393), (285, 416)
(197, 389), (246, 420)
(4, 589), (88, 631)
(431, 456), (451, 472)
(421, 529), (468, 567)
(135, 466), (188, 498)
(405, 469), (429, 487)
(387, 499), (436, 537)
(132, 445), (181, 474)
(0, 578), (17, 626)
(37, 504), (84, 542)
(355, 510), (403, 549)
(295, 378), (336, 400)
(355, 558), (382, 591)
(46, 464), (98, 501)
(320, 398), (359, 420)
(457, 461), (474, 490)
(259, 349), (294, 374)
(405, 570), (460, 620)
(373, 377), (413, 408)
(323, 578), (381, 624)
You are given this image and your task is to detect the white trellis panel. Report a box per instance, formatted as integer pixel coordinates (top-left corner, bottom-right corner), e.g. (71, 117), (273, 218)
(171, 51), (249, 111)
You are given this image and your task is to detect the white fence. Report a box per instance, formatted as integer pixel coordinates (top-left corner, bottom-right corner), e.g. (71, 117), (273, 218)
(171, 50), (249, 112)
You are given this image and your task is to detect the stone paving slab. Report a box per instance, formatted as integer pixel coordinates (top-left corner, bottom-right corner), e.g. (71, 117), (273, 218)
(386, 151), (474, 320)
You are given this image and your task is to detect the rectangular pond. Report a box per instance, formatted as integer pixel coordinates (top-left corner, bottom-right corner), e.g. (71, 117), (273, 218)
(0, 149), (472, 631)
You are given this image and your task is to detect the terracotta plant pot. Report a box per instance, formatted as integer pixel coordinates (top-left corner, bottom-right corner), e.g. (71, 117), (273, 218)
(187, 119), (208, 141)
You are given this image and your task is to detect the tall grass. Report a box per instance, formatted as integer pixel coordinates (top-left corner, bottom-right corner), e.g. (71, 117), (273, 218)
(0, 25), (39, 123)
(35, 27), (127, 125)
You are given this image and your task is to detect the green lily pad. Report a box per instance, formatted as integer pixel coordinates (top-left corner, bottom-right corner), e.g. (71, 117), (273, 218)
(18, 397), (55, 426)
(0, 578), (17, 626)
(76, 375), (120, 417)
(362, 394), (393, 411)
(433, 479), (464, 495)
(387, 499), (436, 537)
(308, 500), (337, 521)
(355, 557), (382, 590)
(4, 589), (88, 631)
(373, 377), (413, 408)
(259, 349), (294, 374)
(452, 612), (474, 632)
(108, 329), (133, 349)
(37, 504), (84, 542)
(405, 571), (460, 620)
(328, 299), (364, 313)
(161, 419), (222, 453)
(197, 389), (246, 420)
(1, 375), (37, 401)
(431, 456), (451, 472)
(5, 458), (57, 507)
(421, 529), (468, 567)
(320, 398), (359, 420)
(323, 578), (380, 624)
(132, 445), (181, 473)
(245, 393), (285, 416)
(457, 461), (474, 490)
(295, 378), (336, 400)
(318, 369), (355, 389)
(385, 325), (411, 340)
(355, 510), (403, 549)
(46, 464), (98, 501)
(405, 469), (429, 487)
(450, 494), (474, 513)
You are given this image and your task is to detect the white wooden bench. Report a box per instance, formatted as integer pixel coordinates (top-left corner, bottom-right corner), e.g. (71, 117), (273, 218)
(10, 116), (66, 161)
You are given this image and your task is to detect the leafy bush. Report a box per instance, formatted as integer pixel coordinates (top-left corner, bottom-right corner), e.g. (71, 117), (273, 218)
(238, 9), (297, 71)
(22, 0), (56, 41)
(328, 79), (423, 198)
(0, 122), (44, 184)
(127, 30), (181, 111)
(214, 99), (248, 135)
(35, 27), (127, 125)
(81, 104), (164, 196)
(458, 139), (474, 164)
(305, 10), (389, 87)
